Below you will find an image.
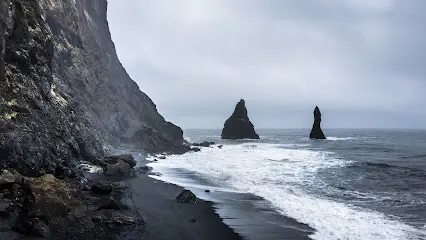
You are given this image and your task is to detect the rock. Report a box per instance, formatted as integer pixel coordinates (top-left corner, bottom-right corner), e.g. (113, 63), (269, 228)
(15, 174), (84, 236)
(104, 160), (136, 178)
(0, 170), (15, 185)
(309, 106), (326, 140)
(205, 190), (210, 193)
(105, 154), (137, 168)
(158, 156), (166, 160)
(193, 141), (215, 147)
(92, 210), (138, 227)
(91, 182), (113, 195)
(218, 145), (223, 149)
(191, 147), (201, 152)
(0, 210), (10, 219)
(137, 166), (152, 174)
(221, 99), (260, 140)
(97, 197), (121, 211)
(176, 190), (197, 204)
(27, 218), (49, 237)
(153, 159), (158, 162)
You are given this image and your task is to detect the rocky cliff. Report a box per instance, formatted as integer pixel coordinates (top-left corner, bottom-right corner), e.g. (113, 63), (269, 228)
(221, 99), (259, 140)
(0, 0), (185, 177)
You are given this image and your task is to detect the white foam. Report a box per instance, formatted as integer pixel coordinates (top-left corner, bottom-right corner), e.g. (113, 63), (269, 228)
(149, 143), (425, 240)
(326, 137), (356, 141)
(79, 162), (103, 173)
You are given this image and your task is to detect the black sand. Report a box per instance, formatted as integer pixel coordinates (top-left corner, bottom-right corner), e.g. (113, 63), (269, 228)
(125, 174), (242, 240)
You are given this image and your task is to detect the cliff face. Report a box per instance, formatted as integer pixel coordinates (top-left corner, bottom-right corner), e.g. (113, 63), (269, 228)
(0, 0), (185, 176)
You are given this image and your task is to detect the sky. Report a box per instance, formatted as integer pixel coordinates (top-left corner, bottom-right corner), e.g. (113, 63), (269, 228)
(107, 0), (426, 129)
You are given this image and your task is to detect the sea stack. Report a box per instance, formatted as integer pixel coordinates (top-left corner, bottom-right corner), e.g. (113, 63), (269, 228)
(221, 99), (260, 139)
(309, 106), (326, 139)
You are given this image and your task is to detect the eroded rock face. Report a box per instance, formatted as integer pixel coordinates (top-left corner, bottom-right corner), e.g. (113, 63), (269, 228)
(221, 99), (260, 140)
(0, 0), (104, 177)
(0, 0), (186, 176)
(309, 106), (326, 140)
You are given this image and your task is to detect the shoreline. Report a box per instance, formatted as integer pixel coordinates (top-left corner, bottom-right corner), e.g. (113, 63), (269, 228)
(145, 156), (314, 240)
(124, 172), (243, 240)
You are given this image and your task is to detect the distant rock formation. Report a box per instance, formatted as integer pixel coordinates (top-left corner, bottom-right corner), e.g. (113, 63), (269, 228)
(221, 99), (260, 139)
(309, 106), (326, 139)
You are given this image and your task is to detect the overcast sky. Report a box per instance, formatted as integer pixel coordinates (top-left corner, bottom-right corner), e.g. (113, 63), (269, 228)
(107, 0), (426, 129)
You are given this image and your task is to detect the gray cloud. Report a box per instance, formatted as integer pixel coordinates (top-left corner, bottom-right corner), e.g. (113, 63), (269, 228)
(107, 0), (426, 129)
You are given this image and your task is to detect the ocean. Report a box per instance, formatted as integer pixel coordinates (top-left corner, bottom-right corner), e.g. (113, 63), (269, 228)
(148, 129), (426, 240)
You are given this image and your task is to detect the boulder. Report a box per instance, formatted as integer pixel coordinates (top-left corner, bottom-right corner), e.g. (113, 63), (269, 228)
(12, 174), (141, 238)
(104, 160), (136, 178)
(15, 174), (84, 236)
(221, 99), (260, 139)
(96, 197), (121, 211)
(191, 147), (201, 152)
(105, 154), (137, 168)
(92, 209), (138, 227)
(91, 182), (113, 195)
(309, 106), (326, 140)
(176, 190), (197, 204)
(193, 141), (215, 147)
(0, 170), (15, 186)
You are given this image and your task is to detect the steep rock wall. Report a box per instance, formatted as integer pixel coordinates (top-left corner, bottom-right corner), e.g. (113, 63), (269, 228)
(0, 0), (185, 176)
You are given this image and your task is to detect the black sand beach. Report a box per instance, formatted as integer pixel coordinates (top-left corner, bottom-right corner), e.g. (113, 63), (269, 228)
(135, 156), (314, 240)
(125, 174), (242, 240)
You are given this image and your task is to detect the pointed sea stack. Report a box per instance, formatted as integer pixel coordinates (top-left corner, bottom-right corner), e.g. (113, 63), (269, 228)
(221, 99), (260, 139)
(309, 106), (326, 139)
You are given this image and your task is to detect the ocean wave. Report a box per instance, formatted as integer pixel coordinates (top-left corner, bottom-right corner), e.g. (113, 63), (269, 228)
(148, 142), (424, 239)
(326, 137), (356, 141)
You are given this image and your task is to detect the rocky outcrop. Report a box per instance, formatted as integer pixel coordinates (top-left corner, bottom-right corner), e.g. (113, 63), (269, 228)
(0, 0), (186, 177)
(9, 174), (141, 238)
(221, 99), (260, 139)
(309, 106), (326, 140)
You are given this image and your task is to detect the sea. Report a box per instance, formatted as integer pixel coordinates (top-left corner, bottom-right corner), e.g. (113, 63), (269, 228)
(147, 129), (426, 240)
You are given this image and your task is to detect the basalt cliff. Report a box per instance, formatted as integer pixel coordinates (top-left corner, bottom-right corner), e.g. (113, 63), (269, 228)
(0, 0), (185, 177)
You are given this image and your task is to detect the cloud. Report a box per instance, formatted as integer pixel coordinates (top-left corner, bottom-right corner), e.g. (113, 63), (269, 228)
(107, 0), (426, 129)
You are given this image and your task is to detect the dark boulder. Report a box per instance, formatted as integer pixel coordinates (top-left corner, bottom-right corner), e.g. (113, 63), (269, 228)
(193, 141), (215, 147)
(221, 99), (260, 139)
(137, 166), (152, 174)
(14, 174), (84, 236)
(96, 197), (121, 211)
(309, 106), (326, 140)
(105, 154), (137, 168)
(91, 182), (113, 195)
(104, 160), (136, 178)
(176, 190), (197, 204)
(191, 147), (201, 152)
